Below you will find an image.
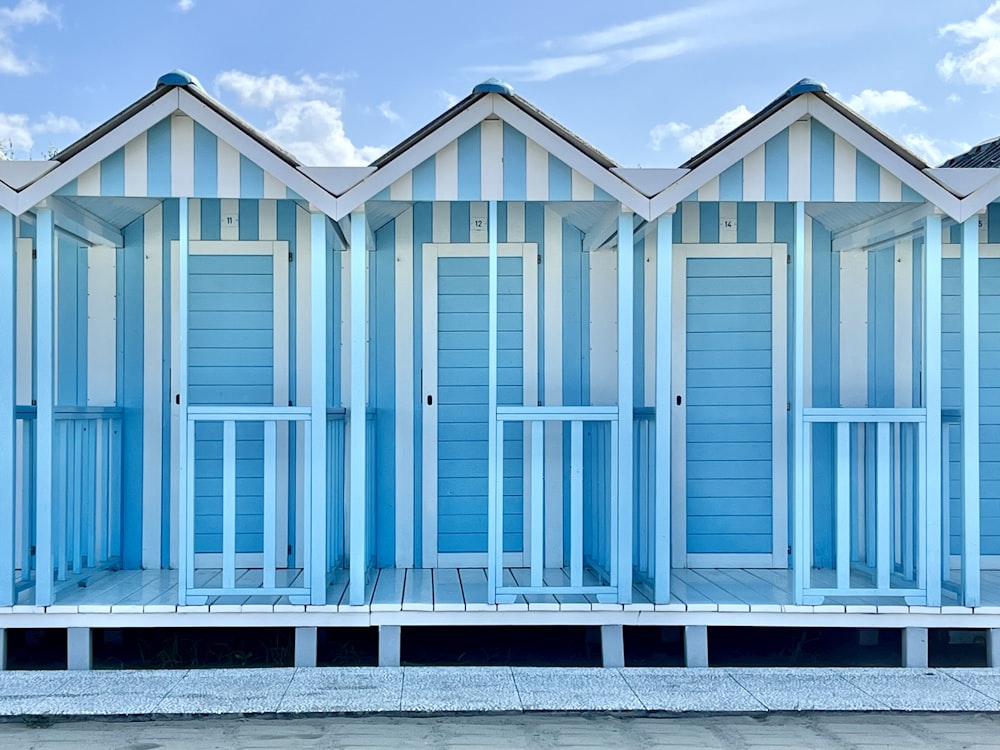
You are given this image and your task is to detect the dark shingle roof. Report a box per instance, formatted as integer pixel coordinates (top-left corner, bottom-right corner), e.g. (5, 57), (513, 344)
(939, 138), (1000, 168)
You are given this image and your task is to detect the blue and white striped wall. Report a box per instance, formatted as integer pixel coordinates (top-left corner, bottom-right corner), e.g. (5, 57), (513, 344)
(54, 115), (298, 200)
(690, 119), (925, 203)
(373, 122), (615, 204)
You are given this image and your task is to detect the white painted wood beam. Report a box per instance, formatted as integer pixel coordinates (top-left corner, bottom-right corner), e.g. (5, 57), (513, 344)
(961, 216), (981, 606)
(0, 210), (15, 605)
(34, 208), (55, 606)
(924, 213), (943, 606)
(348, 209), (367, 605)
(309, 210), (328, 604)
(653, 213), (673, 604)
(617, 207), (634, 604)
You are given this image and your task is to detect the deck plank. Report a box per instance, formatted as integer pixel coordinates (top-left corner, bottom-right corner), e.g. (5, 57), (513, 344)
(718, 569), (789, 605)
(542, 568), (591, 609)
(458, 568), (493, 611)
(403, 568), (434, 611)
(508, 568), (559, 610)
(673, 569), (747, 604)
(371, 568), (405, 611)
(432, 568), (465, 611)
(324, 568), (350, 607)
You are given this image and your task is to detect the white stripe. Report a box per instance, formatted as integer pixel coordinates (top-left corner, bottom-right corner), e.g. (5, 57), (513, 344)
(87, 245), (117, 405)
(507, 201), (525, 243)
(758, 202), (775, 243)
(435, 139), (458, 201)
(432, 202), (450, 243)
(680, 202), (699, 244)
(788, 119), (811, 200)
(217, 139), (241, 198)
(525, 138), (548, 201)
(389, 171), (412, 201)
(839, 249), (868, 407)
(571, 169), (594, 200)
(263, 170), (285, 200)
(142, 204), (163, 568)
(220, 198), (239, 241)
(170, 114), (195, 197)
(697, 175), (720, 201)
(293, 207), (309, 566)
(481, 119), (503, 200)
(803, 218), (813, 408)
(543, 206), (563, 565)
(833, 134), (856, 202)
(77, 164), (100, 196)
(880, 169), (902, 202)
(188, 197), (201, 240)
(123, 132), (147, 196)
(719, 201), (737, 243)
(259, 199), (277, 241)
(522, 237), (540, 568)
(395, 209), (415, 567)
(589, 249), (618, 405)
(742, 145), (766, 201)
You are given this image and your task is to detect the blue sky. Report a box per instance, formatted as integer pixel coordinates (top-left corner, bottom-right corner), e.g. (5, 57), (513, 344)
(2, 0), (1000, 168)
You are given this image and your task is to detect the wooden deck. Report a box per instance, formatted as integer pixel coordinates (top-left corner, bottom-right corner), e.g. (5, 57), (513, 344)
(4, 566), (993, 620)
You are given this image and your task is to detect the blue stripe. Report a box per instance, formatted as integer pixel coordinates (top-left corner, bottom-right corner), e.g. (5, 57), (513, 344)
(503, 123), (527, 200)
(901, 183), (922, 202)
(699, 203), (720, 244)
(200, 199), (221, 241)
(100, 148), (125, 196)
(457, 125), (481, 201)
(673, 205), (683, 243)
(810, 121), (835, 201)
(719, 162), (743, 201)
(736, 202), (757, 243)
(496, 201), (508, 243)
(856, 152), (880, 201)
(810, 218), (836, 566)
(373, 223), (396, 565)
(764, 129), (789, 201)
(633, 235), (644, 402)
(868, 245), (894, 407)
(450, 202), (470, 243)
(989, 202), (1000, 244)
(238, 199), (259, 241)
(57, 234), (82, 404)
(594, 186), (614, 202)
(549, 156), (572, 200)
(412, 157), (435, 200)
(239, 155), (264, 199)
(147, 118), (172, 196)
(412, 202), (433, 565)
(277, 201), (297, 562)
(193, 123), (218, 198)
(372, 187), (390, 201)
(54, 178), (77, 196)
(120, 218), (144, 567)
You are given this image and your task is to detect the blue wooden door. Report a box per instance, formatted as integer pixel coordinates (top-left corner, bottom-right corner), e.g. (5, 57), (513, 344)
(674, 245), (786, 567)
(188, 252), (274, 557)
(423, 245), (535, 565)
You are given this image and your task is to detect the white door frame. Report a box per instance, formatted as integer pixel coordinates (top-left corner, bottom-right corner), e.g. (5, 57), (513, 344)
(671, 242), (788, 569)
(421, 242), (538, 568)
(172, 239), (290, 569)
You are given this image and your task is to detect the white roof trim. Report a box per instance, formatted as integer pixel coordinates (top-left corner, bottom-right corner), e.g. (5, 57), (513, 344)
(611, 168), (687, 197)
(335, 96), (495, 218)
(925, 168), (1000, 198)
(300, 166), (375, 196)
(0, 161), (57, 190)
(17, 89), (181, 214)
(806, 97), (961, 219)
(0, 180), (15, 213)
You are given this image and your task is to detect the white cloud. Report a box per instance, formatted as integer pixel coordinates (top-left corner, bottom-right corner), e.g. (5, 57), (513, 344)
(437, 90), (460, 107)
(177, 0), (194, 10)
(378, 100), (399, 123)
(649, 104), (753, 156)
(0, 110), (84, 158)
(0, 113), (32, 155)
(947, 92), (963, 104)
(938, 2), (1000, 89)
(900, 133), (971, 166)
(32, 113), (82, 134)
(844, 89), (924, 116)
(0, 0), (57, 75)
(214, 70), (384, 166)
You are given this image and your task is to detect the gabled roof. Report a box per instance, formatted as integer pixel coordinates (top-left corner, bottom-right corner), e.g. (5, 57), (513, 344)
(649, 79), (963, 220)
(335, 79), (652, 219)
(12, 70), (339, 217)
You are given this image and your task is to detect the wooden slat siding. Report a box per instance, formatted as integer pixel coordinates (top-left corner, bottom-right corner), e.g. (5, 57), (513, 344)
(943, 256), (1000, 556)
(188, 253), (273, 555)
(685, 256), (773, 554)
(436, 255), (524, 554)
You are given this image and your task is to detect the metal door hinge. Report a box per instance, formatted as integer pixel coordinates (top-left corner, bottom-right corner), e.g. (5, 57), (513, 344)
(537, 254), (541, 265)
(288, 252), (294, 263)
(31, 249), (37, 259)
(786, 254), (791, 264)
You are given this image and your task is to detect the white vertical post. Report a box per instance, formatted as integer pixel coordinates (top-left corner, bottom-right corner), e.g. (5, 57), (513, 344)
(570, 420), (584, 588)
(876, 421), (891, 589)
(617, 208), (633, 604)
(177, 198), (190, 605)
(309, 210), (328, 604)
(222, 420), (236, 589)
(35, 207), (55, 606)
(836, 422), (851, 591)
(486, 200), (499, 604)
(654, 213), (672, 604)
(263, 420), (276, 589)
(530, 419), (544, 587)
(792, 201), (807, 604)
(0, 210), (15, 605)
(961, 216), (981, 606)
(348, 209), (367, 605)
(924, 213), (943, 605)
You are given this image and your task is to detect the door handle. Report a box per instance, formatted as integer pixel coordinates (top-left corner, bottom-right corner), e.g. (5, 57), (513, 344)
(427, 395), (433, 406)
(676, 395), (682, 406)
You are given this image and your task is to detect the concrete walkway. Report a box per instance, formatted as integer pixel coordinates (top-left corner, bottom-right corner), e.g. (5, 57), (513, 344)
(2, 667), (1000, 716)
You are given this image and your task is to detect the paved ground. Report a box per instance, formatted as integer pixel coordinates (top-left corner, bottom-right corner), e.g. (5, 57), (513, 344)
(2, 666), (1000, 715)
(2, 712), (1000, 749)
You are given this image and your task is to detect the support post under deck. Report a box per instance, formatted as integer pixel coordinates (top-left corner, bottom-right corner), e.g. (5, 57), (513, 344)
(67, 627), (92, 670)
(903, 627), (928, 668)
(294, 626), (318, 668)
(378, 625), (401, 667)
(601, 624), (625, 668)
(685, 625), (709, 668)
